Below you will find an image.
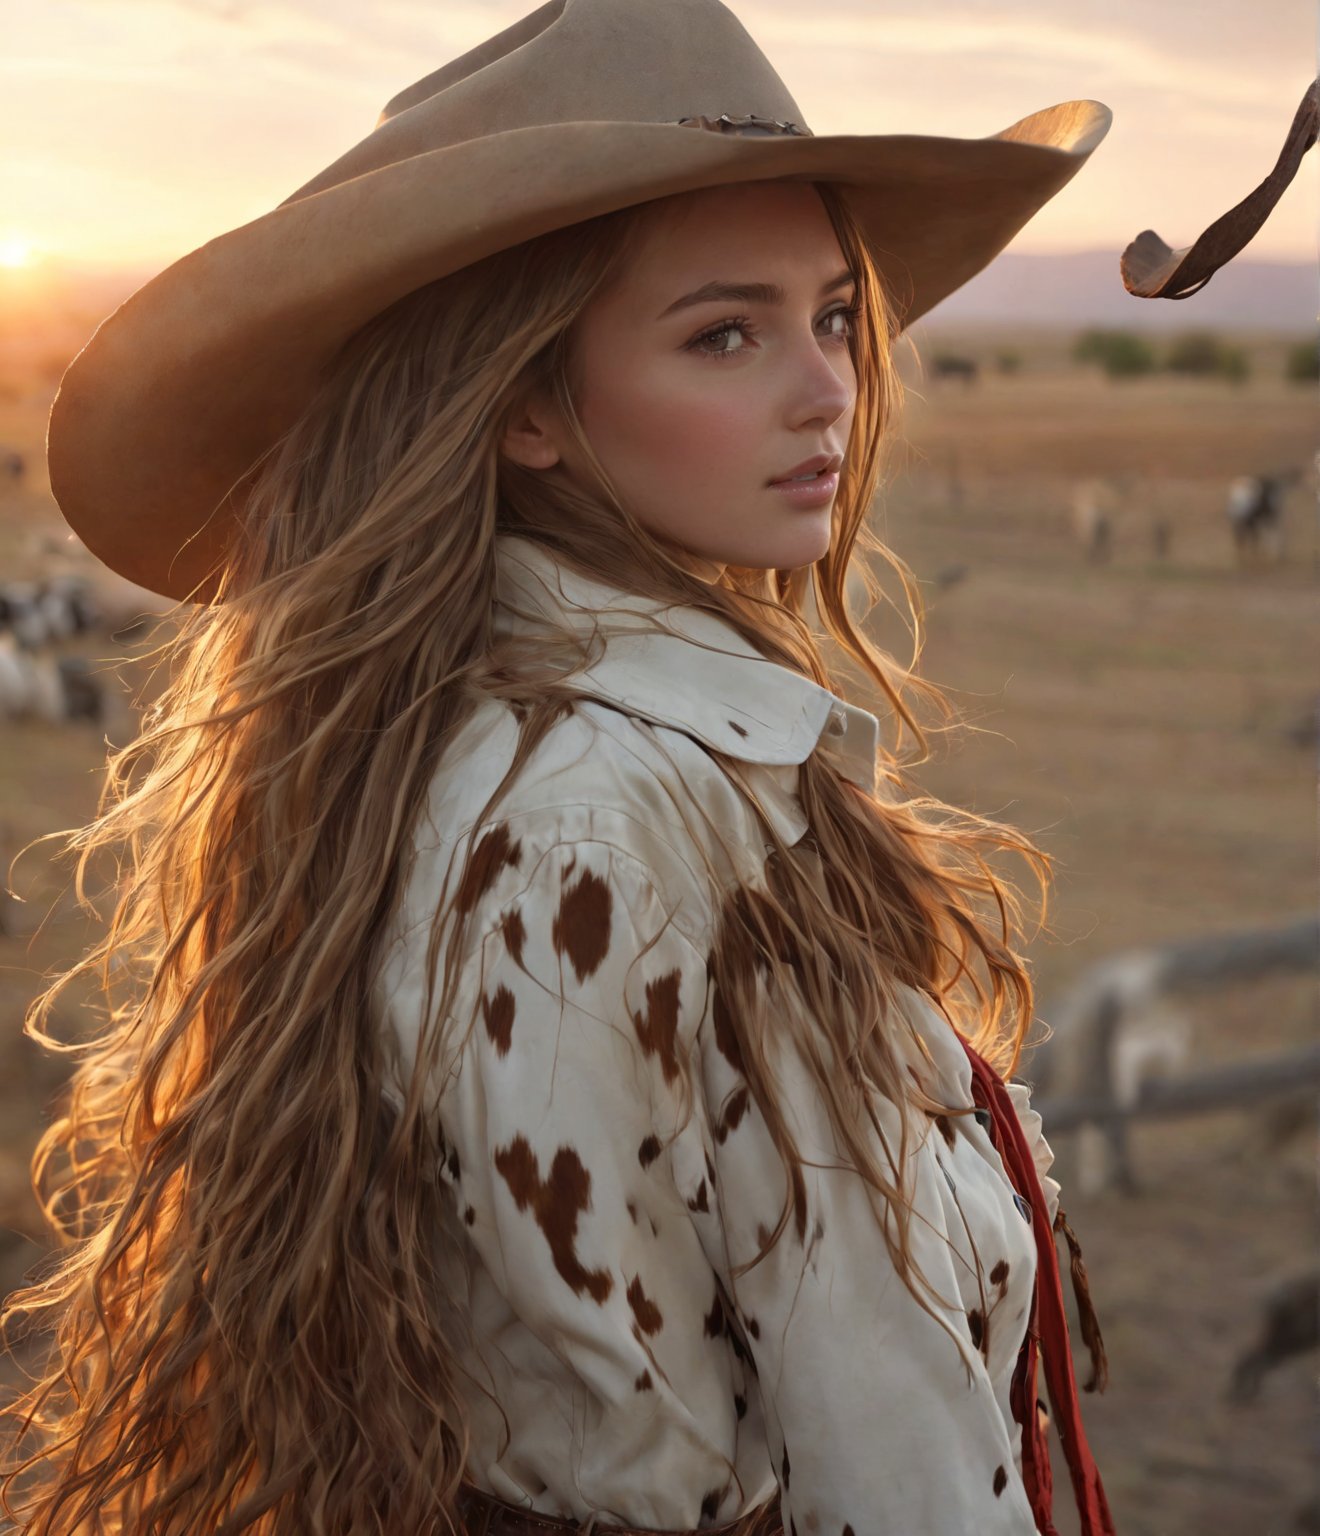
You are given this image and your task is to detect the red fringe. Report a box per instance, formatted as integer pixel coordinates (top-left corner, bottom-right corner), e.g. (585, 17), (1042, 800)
(958, 1036), (1119, 1535)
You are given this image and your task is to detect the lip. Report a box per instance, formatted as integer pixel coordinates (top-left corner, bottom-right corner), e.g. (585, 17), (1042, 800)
(768, 452), (842, 485)
(768, 470), (838, 507)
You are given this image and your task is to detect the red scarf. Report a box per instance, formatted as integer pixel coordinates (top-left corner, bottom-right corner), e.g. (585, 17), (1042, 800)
(957, 1035), (1118, 1536)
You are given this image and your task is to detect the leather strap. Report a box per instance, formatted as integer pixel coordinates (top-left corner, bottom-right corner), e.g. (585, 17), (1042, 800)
(456, 1480), (783, 1536)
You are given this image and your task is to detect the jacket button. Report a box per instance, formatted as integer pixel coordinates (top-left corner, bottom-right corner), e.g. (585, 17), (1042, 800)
(825, 706), (846, 737)
(973, 1106), (993, 1131)
(1012, 1191), (1033, 1223)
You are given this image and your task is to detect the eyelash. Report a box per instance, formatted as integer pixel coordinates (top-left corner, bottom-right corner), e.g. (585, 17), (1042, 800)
(687, 302), (862, 361)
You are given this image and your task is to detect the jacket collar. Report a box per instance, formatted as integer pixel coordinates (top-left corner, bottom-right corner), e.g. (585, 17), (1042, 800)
(491, 534), (879, 842)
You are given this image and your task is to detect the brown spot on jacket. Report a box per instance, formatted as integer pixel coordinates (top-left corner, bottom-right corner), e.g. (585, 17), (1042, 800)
(481, 982), (516, 1057)
(551, 863), (613, 984)
(494, 1135), (612, 1303)
(631, 967), (684, 1085)
(456, 822), (523, 915)
(626, 1274), (664, 1335)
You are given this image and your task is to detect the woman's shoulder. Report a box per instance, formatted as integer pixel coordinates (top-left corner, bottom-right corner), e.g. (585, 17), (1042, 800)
(405, 692), (771, 936)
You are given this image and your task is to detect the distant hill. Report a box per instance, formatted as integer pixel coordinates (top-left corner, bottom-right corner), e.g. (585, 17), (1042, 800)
(3, 249), (1313, 363)
(918, 249), (1314, 334)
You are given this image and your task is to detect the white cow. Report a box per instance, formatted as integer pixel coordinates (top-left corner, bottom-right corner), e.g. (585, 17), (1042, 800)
(1070, 476), (1129, 562)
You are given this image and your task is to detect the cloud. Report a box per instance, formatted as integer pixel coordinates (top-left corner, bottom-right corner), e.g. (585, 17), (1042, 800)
(749, 7), (1289, 112)
(3, 0), (1312, 264)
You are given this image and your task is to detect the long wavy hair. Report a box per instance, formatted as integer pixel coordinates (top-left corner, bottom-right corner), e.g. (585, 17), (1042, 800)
(1, 177), (1053, 1533)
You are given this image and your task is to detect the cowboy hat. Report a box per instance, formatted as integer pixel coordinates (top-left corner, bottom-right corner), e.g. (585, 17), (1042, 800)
(46, 0), (1112, 603)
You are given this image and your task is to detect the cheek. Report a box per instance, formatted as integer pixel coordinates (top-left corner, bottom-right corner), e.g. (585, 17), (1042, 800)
(578, 352), (762, 481)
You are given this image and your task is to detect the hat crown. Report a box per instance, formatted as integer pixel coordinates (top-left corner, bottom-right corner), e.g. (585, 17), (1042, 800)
(285, 0), (808, 205)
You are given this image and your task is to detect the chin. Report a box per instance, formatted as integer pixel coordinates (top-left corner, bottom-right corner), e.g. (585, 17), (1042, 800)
(764, 521), (834, 572)
(684, 510), (834, 576)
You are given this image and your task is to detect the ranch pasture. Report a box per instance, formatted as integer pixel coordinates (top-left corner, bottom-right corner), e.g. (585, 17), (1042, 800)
(0, 318), (1315, 1534)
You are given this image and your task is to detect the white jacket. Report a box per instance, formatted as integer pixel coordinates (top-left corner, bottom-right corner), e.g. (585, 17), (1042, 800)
(374, 532), (1061, 1533)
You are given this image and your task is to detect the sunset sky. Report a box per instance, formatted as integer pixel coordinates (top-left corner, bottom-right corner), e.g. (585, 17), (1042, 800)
(1, 0), (1314, 276)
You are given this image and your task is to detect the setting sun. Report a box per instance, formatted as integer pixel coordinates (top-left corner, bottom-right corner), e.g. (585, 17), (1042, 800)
(0, 233), (38, 268)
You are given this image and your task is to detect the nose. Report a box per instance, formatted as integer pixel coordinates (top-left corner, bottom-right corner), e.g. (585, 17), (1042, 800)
(786, 328), (853, 422)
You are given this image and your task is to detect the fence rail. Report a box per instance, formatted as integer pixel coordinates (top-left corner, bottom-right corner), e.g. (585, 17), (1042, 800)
(1034, 1040), (1320, 1133)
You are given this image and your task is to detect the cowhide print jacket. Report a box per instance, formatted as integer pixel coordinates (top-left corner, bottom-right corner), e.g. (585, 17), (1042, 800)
(373, 533), (1063, 1535)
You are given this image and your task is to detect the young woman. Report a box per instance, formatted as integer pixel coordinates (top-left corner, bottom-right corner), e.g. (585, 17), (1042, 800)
(3, 2), (1117, 1532)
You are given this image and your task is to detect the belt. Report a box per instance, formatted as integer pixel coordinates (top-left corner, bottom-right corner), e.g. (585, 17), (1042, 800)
(456, 1480), (784, 1536)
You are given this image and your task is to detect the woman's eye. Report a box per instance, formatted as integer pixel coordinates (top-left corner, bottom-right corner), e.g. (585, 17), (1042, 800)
(688, 304), (860, 360)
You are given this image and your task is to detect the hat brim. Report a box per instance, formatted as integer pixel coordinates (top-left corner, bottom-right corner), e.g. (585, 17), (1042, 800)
(48, 101), (1111, 602)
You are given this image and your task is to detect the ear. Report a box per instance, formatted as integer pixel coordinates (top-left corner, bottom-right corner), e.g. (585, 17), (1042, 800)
(499, 387), (563, 471)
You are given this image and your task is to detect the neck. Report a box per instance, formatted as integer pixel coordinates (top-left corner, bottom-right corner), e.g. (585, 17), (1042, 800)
(670, 546), (726, 585)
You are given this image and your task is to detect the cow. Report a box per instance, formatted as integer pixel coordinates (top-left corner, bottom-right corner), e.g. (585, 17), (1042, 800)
(1225, 469), (1303, 565)
(1228, 1269), (1319, 1404)
(1070, 475), (1132, 563)
(931, 353), (978, 387)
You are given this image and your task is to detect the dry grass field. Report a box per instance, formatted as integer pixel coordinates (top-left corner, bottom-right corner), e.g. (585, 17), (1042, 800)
(0, 319), (1315, 1534)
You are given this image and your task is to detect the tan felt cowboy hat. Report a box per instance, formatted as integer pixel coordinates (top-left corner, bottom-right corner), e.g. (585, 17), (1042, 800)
(46, 0), (1112, 604)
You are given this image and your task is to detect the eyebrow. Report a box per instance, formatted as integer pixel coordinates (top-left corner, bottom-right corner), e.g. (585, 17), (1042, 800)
(656, 268), (857, 321)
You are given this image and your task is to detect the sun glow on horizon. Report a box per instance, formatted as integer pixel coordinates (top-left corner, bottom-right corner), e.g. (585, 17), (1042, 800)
(0, 233), (39, 269)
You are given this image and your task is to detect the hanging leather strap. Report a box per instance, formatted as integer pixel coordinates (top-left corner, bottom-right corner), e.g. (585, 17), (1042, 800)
(958, 1035), (1118, 1535)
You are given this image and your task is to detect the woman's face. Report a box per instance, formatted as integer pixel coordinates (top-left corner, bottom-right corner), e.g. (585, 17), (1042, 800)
(501, 180), (858, 581)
